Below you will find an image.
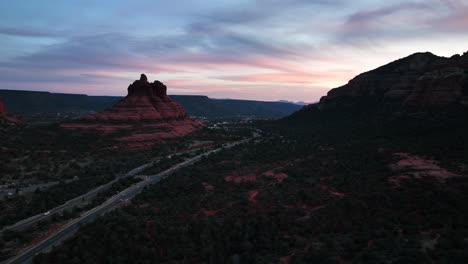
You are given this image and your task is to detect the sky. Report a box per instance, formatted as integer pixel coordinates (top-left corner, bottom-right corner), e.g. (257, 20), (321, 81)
(0, 0), (467, 102)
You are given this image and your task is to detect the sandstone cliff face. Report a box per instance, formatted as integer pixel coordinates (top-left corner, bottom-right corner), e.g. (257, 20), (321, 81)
(0, 99), (6, 115)
(0, 98), (22, 124)
(318, 52), (468, 116)
(403, 53), (468, 110)
(61, 74), (204, 150)
(81, 75), (189, 122)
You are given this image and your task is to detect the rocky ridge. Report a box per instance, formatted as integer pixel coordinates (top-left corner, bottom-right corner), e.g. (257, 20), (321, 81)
(314, 51), (468, 116)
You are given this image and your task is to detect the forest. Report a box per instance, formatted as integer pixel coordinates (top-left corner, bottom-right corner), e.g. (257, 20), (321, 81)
(33, 116), (468, 263)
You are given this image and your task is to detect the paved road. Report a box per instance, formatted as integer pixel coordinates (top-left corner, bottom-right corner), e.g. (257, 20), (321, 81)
(1, 144), (218, 233)
(6, 139), (249, 264)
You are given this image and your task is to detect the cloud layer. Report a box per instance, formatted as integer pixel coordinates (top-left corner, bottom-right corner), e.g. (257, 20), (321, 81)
(0, 0), (467, 101)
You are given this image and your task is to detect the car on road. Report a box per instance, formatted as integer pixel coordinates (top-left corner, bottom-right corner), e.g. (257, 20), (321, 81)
(43, 211), (51, 216)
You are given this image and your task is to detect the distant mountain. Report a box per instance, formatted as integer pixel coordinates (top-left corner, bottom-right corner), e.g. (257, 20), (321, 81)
(277, 100), (314, 106)
(0, 90), (301, 120)
(180, 97), (303, 117)
(0, 89), (121, 114)
(205, 98), (302, 118)
(286, 51), (468, 126)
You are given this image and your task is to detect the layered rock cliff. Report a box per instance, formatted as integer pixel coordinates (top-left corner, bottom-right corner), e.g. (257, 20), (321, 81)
(79, 74), (189, 122)
(311, 51), (468, 117)
(61, 74), (204, 150)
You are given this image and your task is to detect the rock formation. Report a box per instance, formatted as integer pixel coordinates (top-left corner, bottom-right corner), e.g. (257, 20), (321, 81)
(61, 74), (204, 150)
(0, 98), (22, 124)
(314, 51), (468, 117)
(0, 99), (6, 115)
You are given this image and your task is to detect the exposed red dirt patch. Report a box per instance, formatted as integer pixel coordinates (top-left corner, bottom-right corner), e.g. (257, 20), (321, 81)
(389, 152), (462, 185)
(225, 173), (257, 183)
(28, 222), (67, 247)
(295, 204), (328, 221)
(318, 184), (346, 198)
(202, 182), (215, 191)
(328, 189), (346, 198)
(262, 170), (288, 182)
(202, 209), (219, 216)
(248, 190), (259, 203)
(225, 169), (289, 184)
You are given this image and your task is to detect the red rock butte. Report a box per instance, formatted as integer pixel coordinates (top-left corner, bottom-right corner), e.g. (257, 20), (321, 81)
(61, 74), (204, 150)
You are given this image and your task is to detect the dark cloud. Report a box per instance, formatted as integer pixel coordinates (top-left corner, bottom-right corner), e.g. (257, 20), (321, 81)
(0, 26), (62, 38)
(329, 2), (436, 45)
(0, 68), (127, 84)
(346, 3), (431, 26)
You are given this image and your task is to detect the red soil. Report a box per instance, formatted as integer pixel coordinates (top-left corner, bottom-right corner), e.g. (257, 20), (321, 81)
(202, 209), (219, 216)
(224, 173), (257, 183)
(262, 170), (289, 182)
(202, 182), (215, 191)
(295, 204), (328, 221)
(318, 184), (346, 198)
(224, 170), (289, 184)
(389, 152), (461, 185)
(328, 189), (346, 198)
(28, 222), (67, 247)
(248, 190), (259, 203)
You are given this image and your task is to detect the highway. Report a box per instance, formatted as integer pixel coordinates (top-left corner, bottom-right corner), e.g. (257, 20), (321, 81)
(6, 138), (250, 264)
(1, 143), (219, 233)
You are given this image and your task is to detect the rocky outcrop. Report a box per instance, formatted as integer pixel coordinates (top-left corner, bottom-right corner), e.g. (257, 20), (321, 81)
(403, 53), (468, 110)
(61, 74), (204, 150)
(0, 99), (6, 115)
(0, 98), (22, 124)
(79, 74), (189, 122)
(316, 51), (468, 116)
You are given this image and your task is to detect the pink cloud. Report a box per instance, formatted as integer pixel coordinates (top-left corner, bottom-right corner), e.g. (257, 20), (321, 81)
(219, 70), (355, 84)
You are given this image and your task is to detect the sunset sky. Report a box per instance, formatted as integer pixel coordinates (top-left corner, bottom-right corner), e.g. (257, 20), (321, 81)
(1, 0), (467, 102)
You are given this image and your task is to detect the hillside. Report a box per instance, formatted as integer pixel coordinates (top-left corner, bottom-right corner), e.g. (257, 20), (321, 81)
(7, 52), (468, 264)
(286, 51), (468, 127)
